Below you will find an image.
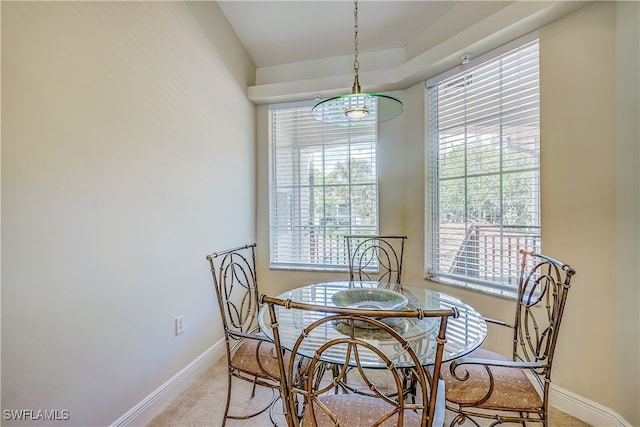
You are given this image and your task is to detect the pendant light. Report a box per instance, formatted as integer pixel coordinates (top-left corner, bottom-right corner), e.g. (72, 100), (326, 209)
(311, 0), (404, 125)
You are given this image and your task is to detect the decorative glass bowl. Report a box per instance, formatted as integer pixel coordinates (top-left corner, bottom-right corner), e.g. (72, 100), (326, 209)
(331, 288), (408, 311)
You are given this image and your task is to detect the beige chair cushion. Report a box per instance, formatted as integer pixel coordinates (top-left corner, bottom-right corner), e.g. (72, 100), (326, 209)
(442, 348), (543, 411)
(301, 394), (423, 427)
(231, 338), (282, 379)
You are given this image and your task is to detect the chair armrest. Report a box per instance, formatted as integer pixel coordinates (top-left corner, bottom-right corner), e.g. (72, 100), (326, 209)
(227, 329), (273, 343)
(452, 356), (542, 369)
(483, 317), (514, 328)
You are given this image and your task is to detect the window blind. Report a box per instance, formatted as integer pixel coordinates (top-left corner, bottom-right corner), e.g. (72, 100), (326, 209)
(426, 38), (540, 295)
(269, 100), (378, 270)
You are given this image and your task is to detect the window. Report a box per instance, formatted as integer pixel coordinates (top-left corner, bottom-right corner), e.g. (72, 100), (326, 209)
(268, 100), (378, 270)
(426, 35), (540, 296)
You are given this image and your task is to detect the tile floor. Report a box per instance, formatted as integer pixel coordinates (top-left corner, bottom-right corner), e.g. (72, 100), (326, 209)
(147, 357), (592, 427)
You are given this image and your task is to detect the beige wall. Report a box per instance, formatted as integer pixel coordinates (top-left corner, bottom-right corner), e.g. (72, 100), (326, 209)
(1, 2), (256, 425)
(257, 2), (639, 425)
(540, 1), (637, 418)
(615, 2), (640, 423)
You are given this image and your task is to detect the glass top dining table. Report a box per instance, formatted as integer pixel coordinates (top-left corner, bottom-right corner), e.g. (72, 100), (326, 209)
(259, 280), (487, 369)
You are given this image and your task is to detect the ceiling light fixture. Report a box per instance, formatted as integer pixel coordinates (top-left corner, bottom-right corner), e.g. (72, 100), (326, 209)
(311, 0), (404, 125)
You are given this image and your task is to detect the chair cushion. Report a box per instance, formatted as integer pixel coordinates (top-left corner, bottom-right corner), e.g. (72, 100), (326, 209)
(301, 394), (423, 427)
(231, 338), (282, 379)
(442, 348), (543, 411)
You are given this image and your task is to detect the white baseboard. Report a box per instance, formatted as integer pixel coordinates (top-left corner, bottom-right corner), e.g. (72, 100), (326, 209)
(550, 384), (632, 427)
(110, 339), (226, 427)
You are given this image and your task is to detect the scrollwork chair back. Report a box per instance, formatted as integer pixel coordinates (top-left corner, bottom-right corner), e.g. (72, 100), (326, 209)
(263, 295), (457, 427)
(346, 235), (407, 285)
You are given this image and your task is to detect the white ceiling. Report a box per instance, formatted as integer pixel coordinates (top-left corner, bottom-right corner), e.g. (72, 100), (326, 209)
(217, 1), (589, 103)
(218, 1), (478, 68)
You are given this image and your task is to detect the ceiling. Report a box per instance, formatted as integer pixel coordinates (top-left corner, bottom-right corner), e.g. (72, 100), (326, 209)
(218, 1), (486, 68)
(217, 1), (589, 103)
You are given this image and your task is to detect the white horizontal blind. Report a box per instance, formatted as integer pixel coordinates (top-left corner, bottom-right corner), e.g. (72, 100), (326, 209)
(269, 101), (378, 270)
(426, 39), (540, 295)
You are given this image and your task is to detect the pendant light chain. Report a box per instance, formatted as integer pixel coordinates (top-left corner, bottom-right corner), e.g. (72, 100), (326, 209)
(352, 0), (361, 94)
(311, 0), (404, 125)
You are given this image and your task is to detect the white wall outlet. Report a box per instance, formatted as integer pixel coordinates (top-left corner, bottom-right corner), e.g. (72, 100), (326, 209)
(175, 315), (185, 335)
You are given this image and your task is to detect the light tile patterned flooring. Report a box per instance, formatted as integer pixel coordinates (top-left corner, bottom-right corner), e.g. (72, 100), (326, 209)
(147, 357), (592, 427)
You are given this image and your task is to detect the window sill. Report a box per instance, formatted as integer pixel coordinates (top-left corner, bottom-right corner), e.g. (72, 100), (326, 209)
(424, 274), (518, 301)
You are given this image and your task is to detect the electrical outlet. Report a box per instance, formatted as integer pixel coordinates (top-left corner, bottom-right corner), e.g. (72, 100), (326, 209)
(175, 315), (185, 335)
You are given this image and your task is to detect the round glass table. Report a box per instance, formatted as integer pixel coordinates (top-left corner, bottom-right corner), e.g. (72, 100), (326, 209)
(259, 280), (487, 369)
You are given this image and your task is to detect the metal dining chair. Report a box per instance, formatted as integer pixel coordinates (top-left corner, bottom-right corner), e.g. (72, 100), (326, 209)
(346, 235), (407, 285)
(442, 249), (576, 427)
(345, 234), (414, 397)
(262, 294), (457, 427)
(206, 243), (283, 426)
